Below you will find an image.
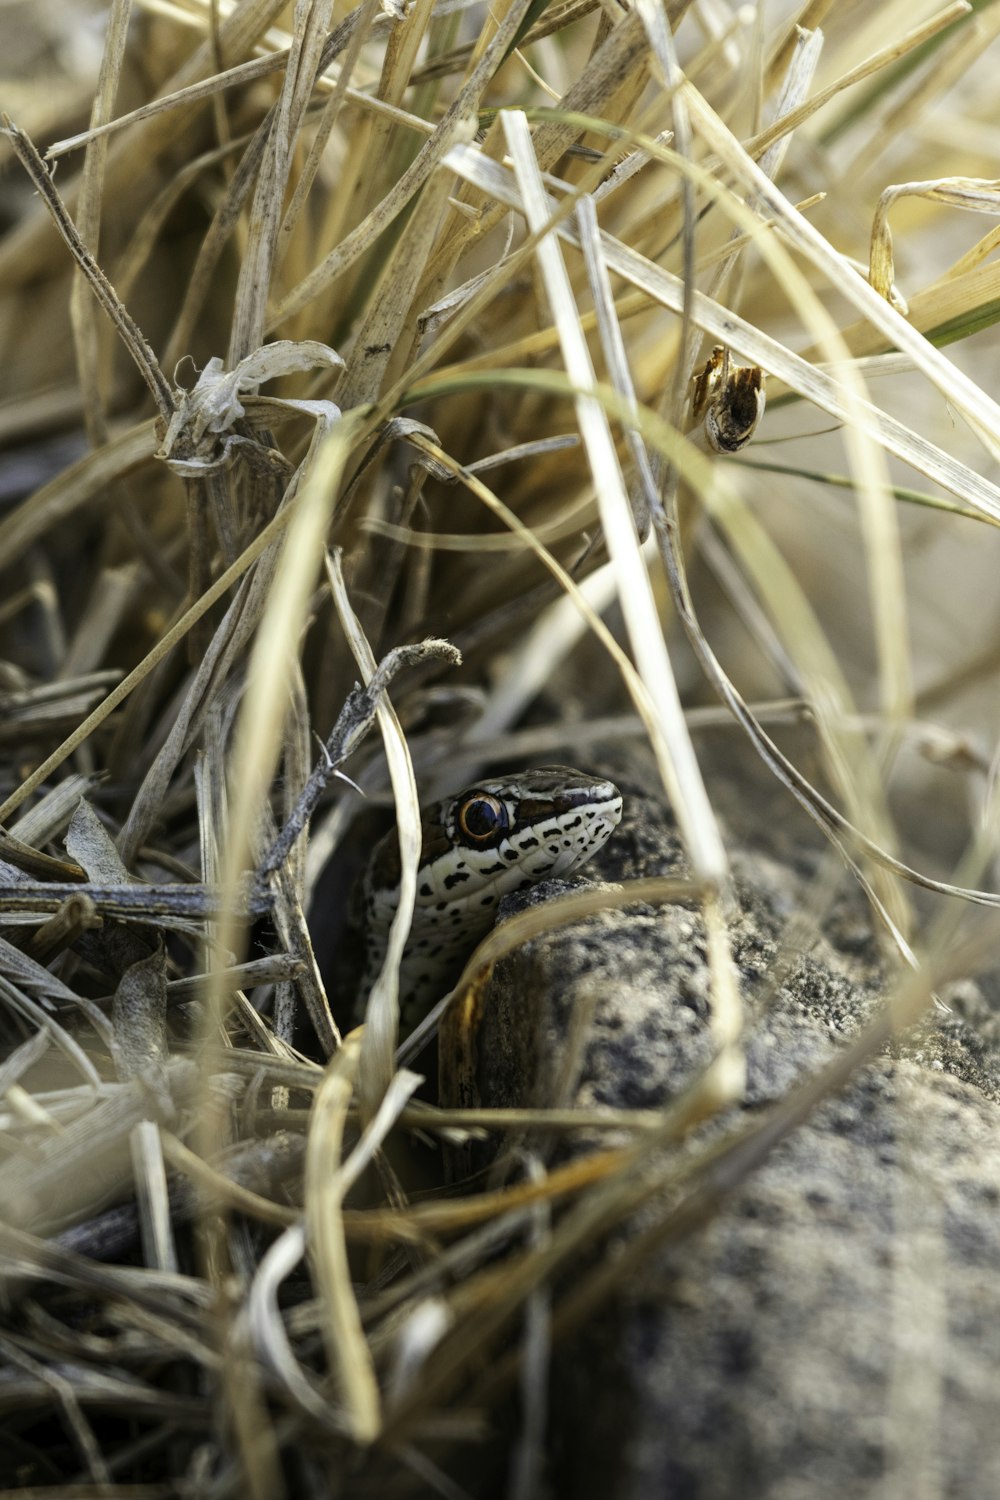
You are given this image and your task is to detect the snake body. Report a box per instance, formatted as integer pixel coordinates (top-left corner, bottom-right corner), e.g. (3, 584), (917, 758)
(360, 765), (623, 1032)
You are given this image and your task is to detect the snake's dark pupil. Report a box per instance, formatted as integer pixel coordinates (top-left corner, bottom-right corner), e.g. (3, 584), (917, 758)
(463, 797), (499, 838)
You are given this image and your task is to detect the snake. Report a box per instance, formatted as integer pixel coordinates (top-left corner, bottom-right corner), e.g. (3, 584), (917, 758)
(360, 765), (623, 1034)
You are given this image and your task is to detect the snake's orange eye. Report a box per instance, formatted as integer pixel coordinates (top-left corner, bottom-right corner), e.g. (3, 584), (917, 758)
(458, 793), (508, 843)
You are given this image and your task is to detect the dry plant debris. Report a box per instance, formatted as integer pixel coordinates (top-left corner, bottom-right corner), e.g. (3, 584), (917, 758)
(2, 0), (1000, 1492)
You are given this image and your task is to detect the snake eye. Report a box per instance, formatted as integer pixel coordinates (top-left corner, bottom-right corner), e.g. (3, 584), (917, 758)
(458, 793), (507, 843)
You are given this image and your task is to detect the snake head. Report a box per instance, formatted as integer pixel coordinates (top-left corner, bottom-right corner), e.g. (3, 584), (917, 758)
(360, 766), (623, 1028)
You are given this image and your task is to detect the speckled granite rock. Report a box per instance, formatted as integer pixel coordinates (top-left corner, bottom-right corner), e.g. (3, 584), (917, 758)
(473, 766), (1000, 1500)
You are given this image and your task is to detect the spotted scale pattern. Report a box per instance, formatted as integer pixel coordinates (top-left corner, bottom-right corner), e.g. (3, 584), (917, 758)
(359, 766), (623, 1033)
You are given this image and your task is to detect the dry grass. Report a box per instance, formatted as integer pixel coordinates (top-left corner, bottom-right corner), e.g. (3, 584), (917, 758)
(3, 0), (1000, 1491)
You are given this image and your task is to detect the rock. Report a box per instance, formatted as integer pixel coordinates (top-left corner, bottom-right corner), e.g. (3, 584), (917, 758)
(470, 766), (1000, 1500)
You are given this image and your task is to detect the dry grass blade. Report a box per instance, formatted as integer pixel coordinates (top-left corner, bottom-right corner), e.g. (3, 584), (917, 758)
(501, 111), (725, 878)
(327, 551), (423, 1113)
(270, 0), (538, 328)
(305, 1036), (421, 1440)
(441, 138), (1000, 515)
(869, 174), (1000, 301)
(2, 120), (173, 421)
(0, 421), (157, 569)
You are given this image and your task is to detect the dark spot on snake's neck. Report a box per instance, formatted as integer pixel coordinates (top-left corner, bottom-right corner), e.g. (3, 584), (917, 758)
(368, 820), (451, 897)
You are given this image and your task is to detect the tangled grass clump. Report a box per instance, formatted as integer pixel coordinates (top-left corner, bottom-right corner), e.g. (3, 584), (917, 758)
(3, 0), (1000, 1491)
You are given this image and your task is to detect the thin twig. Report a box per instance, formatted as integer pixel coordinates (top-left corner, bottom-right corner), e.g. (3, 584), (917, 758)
(2, 115), (174, 421)
(256, 636), (461, 883)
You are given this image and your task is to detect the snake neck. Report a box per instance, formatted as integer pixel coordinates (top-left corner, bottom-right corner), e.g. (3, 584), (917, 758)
(358, 766), (623, 1034)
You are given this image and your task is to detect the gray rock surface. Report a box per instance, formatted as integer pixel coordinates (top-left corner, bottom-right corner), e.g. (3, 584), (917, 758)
(473, 760), (1000, 1500)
